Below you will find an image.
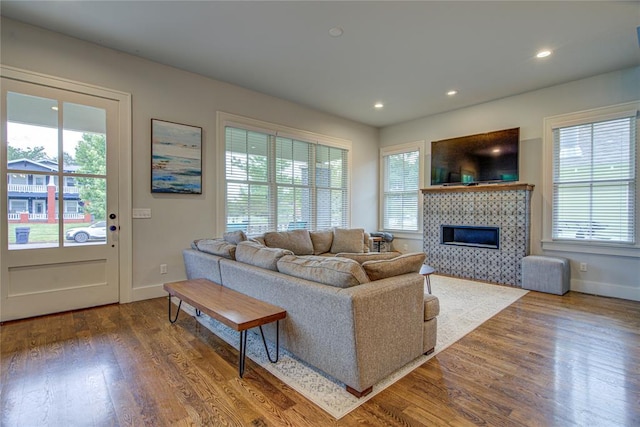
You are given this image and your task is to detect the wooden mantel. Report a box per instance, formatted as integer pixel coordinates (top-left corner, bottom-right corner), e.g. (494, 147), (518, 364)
(421, 182), (534, 194)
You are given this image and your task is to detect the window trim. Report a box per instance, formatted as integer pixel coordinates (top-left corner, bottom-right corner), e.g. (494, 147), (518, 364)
(542, 101), (640, 258)
(379, 140), (425, 235)
(216, 112), (352, 234)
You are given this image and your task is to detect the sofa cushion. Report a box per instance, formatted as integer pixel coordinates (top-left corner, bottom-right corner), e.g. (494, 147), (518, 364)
(192, 238), (236, 260)
(330, 228), (365, 254)
(310, 230), (334, 255)
(362, 252), (426, 281)
(263, 229), (314, 255)
(235, 241), (293, 271)
(277, 255), (370, 288)
(423, 294), (440, 321)
(336, 251), (401, 264)
(223, 230), (247, 245)
(250, 235), (266, 245)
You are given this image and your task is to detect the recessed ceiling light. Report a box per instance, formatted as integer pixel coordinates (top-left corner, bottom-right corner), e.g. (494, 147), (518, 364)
(328, 27), (343, 37)
(492, 148), (501, 153)
(374, 102), (384, 109)
(51, 106), (59, 111)
(447, 90), (457, 96)
(536, 49), (552, 58)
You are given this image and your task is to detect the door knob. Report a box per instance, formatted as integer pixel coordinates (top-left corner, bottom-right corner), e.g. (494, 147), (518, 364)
(109, 213), (116, 219)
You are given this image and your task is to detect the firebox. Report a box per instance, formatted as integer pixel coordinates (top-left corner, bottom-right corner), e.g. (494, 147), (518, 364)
(441, 225), (500, 249)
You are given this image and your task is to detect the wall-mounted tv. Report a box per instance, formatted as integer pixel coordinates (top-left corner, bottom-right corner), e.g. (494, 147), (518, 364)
(431, 127), (519, 186)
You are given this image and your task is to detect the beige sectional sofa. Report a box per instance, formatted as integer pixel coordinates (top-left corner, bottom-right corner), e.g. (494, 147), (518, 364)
(182, 228), (439, 397)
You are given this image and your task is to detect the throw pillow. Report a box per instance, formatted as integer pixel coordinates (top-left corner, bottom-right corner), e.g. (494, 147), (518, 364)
(235, 240), (293, 271)
(362, 252), (426, 281)
(193, 238), (236, 260)
(277, 255), (370, 288)
(263, 229), (314, 255)
(309, 230), (333, 255)
(223, 230), (247, 245)
(330, 228), (365, 254)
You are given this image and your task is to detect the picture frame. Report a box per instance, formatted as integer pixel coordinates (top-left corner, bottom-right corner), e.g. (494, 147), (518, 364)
(151, 119), (202, 194)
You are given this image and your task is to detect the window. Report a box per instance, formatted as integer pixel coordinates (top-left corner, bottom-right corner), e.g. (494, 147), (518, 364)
(9, 174), (27, 185)
(64, 200), (82, 214)
(544, 102), (638, 250)
(380, 142), (424, 232)
(9, 199), (27, 213)
(222, 115), (350, 234)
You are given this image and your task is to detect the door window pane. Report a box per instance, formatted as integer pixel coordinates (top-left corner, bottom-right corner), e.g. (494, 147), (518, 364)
(6, 92), (60, 249)
(63, 177), (106, 246)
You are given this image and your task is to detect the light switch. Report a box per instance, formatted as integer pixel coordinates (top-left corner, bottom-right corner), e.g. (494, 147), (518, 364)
(132, 208), (152, 218)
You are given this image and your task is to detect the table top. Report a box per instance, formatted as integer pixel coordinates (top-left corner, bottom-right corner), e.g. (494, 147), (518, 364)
(164, 278), (286, 331)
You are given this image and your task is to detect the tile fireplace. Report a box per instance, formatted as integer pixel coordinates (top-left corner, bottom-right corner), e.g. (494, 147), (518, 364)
(422, 183), (533, 287)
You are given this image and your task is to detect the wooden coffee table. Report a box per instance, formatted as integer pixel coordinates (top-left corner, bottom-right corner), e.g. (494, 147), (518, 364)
(163, 278), (287, 377)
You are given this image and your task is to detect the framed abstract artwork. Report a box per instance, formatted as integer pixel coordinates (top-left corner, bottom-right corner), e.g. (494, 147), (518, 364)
(151, 119), (202, 194)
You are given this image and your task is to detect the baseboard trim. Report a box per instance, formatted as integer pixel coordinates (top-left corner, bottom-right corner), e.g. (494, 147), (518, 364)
(132, 283), (167, 302)
(571, 279), (639, 302)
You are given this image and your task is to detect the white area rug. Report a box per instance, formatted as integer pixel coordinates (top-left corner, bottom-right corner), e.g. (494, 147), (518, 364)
(178, 275), (528, 419)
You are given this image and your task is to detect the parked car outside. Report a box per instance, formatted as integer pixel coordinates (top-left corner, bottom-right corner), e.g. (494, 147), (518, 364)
(65, 221), (107, 243)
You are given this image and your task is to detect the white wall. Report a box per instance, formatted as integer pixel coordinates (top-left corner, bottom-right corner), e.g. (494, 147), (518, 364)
(381, 66), (640, 301)
(1, 18), (380, 300)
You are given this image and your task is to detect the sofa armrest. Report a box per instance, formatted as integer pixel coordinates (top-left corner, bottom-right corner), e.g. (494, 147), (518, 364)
(339, 273), (425, 390)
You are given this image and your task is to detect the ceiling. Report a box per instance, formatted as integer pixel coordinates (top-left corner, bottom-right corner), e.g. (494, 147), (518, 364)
(2, 1), (639, 128)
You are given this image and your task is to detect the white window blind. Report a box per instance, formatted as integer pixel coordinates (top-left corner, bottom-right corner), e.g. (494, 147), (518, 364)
(225, 126), (349, 233)
(552, 115), (636, 244)
(382, 149), (420, 231)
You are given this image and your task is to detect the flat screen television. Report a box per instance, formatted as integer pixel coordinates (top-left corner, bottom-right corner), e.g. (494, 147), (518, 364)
(431, 127), (519, 186)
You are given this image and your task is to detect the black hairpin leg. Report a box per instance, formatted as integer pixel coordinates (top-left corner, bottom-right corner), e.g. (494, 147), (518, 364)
(239, 330), (248, 377)
(168, 295), (182, 324)
(238, 321), (280, 378)
(259, 320), (280, 363)
(195, 309), (201, 317)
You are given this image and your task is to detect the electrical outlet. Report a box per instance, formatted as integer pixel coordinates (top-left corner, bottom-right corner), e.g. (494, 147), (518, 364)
(579, 262), (587, 272)
(160, 264), (168, 274)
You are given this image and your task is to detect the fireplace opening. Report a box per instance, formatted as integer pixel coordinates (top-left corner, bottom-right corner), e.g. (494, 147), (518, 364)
(441, 225), (499, 249)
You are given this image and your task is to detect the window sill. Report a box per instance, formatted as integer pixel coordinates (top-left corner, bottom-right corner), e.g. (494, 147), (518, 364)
(541, 240), (640, 258)
(380, 230), (423, 241)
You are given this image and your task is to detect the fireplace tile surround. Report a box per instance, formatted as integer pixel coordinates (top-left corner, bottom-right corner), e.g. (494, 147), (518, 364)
(422, 183), (533, 287)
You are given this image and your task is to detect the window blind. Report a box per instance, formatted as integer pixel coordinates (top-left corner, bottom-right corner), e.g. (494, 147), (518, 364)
(225, 126), (349, 233)
(552, 115), (636, 244)
(383, 149), (420, 231)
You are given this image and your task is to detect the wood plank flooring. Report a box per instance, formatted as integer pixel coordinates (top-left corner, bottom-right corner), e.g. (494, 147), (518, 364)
(2, 290), (639, 426)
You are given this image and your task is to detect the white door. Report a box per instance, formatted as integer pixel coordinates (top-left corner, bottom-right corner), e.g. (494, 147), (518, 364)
(1, 76), (121, 321)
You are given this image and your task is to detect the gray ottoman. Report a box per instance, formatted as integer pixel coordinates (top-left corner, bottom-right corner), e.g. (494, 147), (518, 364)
(521, 255), (570, 295)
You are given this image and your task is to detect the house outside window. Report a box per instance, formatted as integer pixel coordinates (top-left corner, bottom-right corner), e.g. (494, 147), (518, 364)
(9, 174), (27, 185)
(64, 200), (83, 214)
(9, 199), (27, 213)
(221, 113), (350, 234)
(380, 141), (424, 233)
(543, 102), (639, 254)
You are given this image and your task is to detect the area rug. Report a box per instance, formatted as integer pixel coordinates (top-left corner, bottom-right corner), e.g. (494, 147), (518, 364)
(178, 275), (528, 419)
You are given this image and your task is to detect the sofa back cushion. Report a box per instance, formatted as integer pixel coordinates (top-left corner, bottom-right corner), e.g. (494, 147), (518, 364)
(277, 255), (370, 288)
(330, 228), (366, 254)
(309, 230), (334, 255)
(362, 252), (426, 281)
(235, 240), (293, 271)
(263, 229), (314, 255)
(223, 230), (247, 244)
(192, 238), (236, 260)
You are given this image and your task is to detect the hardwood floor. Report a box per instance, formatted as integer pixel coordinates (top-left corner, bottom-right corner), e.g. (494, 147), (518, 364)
(2, 290), (639, 426)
